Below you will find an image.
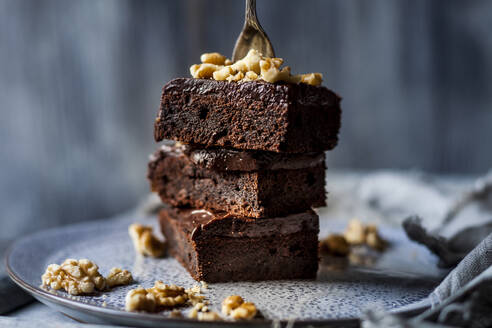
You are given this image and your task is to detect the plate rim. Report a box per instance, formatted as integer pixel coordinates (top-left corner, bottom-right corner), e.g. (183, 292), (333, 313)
(4, 222), (431, 327)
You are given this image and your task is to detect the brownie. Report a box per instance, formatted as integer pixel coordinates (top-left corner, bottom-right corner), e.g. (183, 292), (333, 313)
(159, 205), (319, 282)
(148, 144), (326, 218)
(154, 78), (341, 153)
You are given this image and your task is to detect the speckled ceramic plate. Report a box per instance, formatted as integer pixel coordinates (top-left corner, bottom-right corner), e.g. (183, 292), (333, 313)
(6, 209), (446, 327)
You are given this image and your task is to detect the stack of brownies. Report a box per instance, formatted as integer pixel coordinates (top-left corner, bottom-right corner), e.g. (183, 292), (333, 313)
(147, 78), (341, 282)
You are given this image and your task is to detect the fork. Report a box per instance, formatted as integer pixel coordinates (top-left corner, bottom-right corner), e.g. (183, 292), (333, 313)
(232, 0), (275, 62)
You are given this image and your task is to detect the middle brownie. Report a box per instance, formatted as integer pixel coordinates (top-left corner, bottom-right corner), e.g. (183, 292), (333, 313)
(147, 144), (326, 218)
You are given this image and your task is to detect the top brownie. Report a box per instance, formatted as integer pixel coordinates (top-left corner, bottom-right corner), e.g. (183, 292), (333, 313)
(154, 78), (341, 153)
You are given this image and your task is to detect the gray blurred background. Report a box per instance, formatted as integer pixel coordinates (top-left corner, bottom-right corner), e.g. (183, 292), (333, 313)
(1, 0), (492, 242)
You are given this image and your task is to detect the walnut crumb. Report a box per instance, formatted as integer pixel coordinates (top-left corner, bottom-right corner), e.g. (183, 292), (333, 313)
(41, 259), (106, 295)
(128, 223), (166, 257)
(186, 285), (206, 306)
(106, 267), (133, 288)
(344, 219), (367, 245)
(319, 234), (350, 256)
(188, 284), (201, 295)
(222, 295), (257, 320)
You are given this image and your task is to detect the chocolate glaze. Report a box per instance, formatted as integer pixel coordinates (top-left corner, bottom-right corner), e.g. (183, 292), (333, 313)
(165, 206), (319, 240)
(158, 143), (325, 172)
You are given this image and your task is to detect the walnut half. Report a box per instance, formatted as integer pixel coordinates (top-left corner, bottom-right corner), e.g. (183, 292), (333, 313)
(41, 259), (106, 295)
(125, 281), (189, 312)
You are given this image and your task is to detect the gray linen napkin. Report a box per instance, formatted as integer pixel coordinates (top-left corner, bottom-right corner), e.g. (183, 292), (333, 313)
(363, 236), (492, 328)
(0, 241), (33, 315)
(362, 170), (492, 328)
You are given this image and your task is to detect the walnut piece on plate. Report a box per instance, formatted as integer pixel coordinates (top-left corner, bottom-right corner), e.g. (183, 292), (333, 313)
(105, 267), (133, 288)
(41, 259), (106, 295)
(125, 287), (157, 312)
(319, 234), (350, 256)
(128, 223), (166, 257)
(222, 295), (257, 320)
(125, 281), (192, 312)
(344, 219), (388, 251)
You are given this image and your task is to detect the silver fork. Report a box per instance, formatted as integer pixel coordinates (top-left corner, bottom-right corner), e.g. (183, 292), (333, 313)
(232, 0), (275, 62)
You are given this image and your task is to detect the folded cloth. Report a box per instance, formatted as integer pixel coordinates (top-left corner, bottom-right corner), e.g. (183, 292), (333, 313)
(0, 317), (119, 328)
(429, 234), (492, 305)
(361, 170), (492, 328)
(403, 171), (492, 268)
(0, 242), (33, 315)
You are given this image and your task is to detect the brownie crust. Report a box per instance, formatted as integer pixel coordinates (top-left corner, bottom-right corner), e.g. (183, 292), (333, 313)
(148, 145), (326, 218)
(159, 206), (319, 282)
(154, 78), (341, 153)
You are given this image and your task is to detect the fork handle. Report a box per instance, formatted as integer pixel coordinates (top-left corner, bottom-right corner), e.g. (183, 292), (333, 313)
(245, 0), (258, 28)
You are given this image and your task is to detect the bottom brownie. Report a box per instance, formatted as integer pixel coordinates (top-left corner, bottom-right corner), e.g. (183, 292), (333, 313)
(159, 206), (319, 282)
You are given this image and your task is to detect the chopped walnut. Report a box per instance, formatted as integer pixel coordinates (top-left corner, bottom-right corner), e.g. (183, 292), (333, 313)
(125, 287), (157, 312)
(105, 267), (133, 288)
(299, 73), (323, 86)
(190, 63), (221, 79)
(319, 234), (350, 256)
(213, 66), (234, 81)
(226, 71), (244, 82)
(221, 295), (257, 320)
(200, 52), (227, 65)
(190, 49), (322, 86)
(259, 58), (291, 83)
(41, 259), (106, 295)
(186, 286), (206, 306)
(344, 219), (367, 245)
(243, 71), (259, 81)
(128, 223), (166, 257)
(344, 219), (388, 251)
